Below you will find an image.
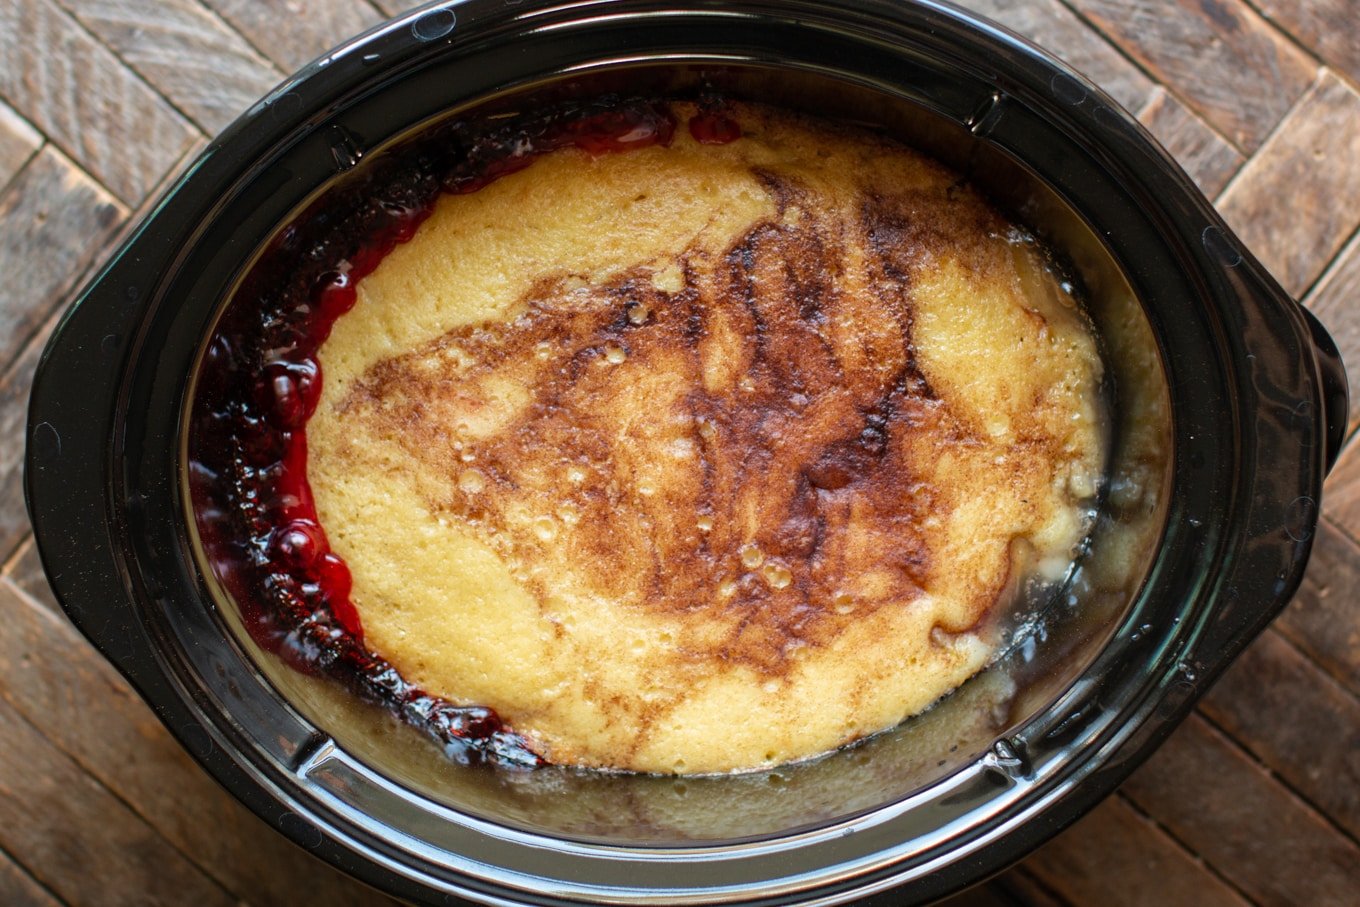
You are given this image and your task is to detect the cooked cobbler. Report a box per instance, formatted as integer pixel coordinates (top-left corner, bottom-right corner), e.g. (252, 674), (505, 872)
(191, 98), (1104, 774)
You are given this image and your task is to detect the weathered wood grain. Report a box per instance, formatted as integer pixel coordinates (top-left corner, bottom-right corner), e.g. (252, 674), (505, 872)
(1064, 0), (1316, 151)
(0, 146), (124, 373)
(0, 322), (56, 570)
(53, 0), (282, 134)
(0, 0), (200, 204)
(961, 0), (1157, 113)
(2, 538), (61, 616)
(1274, 517), (1360, 698)
(0, 1), (1357, 904)
(0, 849), (63, 907)
(1199, 629), (1360, 842)
(1120, 714), (1360, 906)
(1019, 795), (1250, 907)
(1251, 0), (1360, 90)
(1325, 437), (1360, 541)
(1306, 229), (1360, 435)
(371, 0), (418, 18)
(0, 650), (237, 905)
(0, 577), (401, 905)
(203, 0), (384, 73)
(0, 103), (41, 195)
(1137, 86), (1243, 199)
(1217, 71), (1360, 297)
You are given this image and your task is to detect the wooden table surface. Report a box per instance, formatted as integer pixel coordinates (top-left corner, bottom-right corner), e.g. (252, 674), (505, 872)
(1, 0), (1359, 904)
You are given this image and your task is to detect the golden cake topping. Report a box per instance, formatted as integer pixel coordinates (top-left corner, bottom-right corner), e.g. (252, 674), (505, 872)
(305, 102), (1104, 773)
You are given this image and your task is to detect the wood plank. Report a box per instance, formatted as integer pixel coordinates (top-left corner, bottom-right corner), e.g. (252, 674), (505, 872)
(2, 537), (61, 616)
(1306, 229), (1360, 436)
(0, 3), (1354, 904)
(0, 0), (200, 204)
(1273, 517), (1360, 698)
(0, 323), (56, 572)
(0, 146), (125, 373)
(0, 849), (62, 907)
(1216, 71), (1360, 297)
(961, 0), (1158, 113)
(1325, 437), (1360, 544)
(0, 103), (40, 195)
(1019, 795), (1249, 907)
(203, 0), (384, 73)
(1251, 0), (1360, 90)
(1136, 86), (1243, 199)
(1199, 629), (1360, 842)
(1119, 714), (1360, 906)
(0, 578), (400, 907)
(993, 868), (1071, 906)
(53, 0), (281, 135)
(1064, 0), (1316, 151)
(370, 0), (417, 18)
(0, 652), (237, 906)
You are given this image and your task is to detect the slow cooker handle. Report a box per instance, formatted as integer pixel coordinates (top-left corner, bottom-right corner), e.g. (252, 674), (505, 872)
(1300, 305), (1349, 473)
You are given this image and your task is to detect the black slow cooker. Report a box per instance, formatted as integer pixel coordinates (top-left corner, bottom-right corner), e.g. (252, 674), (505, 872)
(25, 1), (1348, 904)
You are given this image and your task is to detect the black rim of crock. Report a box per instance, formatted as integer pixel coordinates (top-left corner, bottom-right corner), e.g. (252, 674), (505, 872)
(23, 0), (1347, 904)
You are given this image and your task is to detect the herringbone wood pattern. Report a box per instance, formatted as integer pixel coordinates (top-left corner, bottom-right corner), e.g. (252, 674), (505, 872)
(2, 1), (1358, 904)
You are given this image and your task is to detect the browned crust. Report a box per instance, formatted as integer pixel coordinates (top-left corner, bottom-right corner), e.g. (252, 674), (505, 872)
(310, 101), (1104, 770)
(333, 170), (1025, 679)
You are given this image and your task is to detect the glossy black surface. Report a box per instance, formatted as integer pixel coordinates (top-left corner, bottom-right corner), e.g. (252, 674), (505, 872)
(24, 0), (1347, 904)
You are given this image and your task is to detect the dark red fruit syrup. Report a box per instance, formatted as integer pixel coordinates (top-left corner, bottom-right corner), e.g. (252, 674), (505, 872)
(189, 97), (726, 769)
